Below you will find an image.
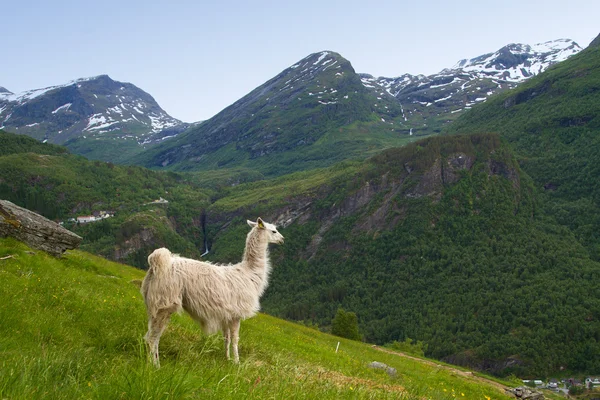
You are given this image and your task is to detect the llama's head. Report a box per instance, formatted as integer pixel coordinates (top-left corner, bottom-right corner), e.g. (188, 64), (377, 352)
(247, 217), (284, 244)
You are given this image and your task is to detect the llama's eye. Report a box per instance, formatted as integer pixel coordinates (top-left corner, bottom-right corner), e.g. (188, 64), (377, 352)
(271, 230), (276, 233)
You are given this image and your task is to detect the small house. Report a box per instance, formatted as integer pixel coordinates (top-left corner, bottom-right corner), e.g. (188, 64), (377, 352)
(77, 215), (95, 224)
(585, 377), (600, 389)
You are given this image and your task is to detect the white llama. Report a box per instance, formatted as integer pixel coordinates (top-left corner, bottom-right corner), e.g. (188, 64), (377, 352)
(141, 217), (284, 367)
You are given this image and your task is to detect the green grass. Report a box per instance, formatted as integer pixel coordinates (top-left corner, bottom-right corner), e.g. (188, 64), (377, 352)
(0, 237), (515, 399)
(209, 161), (362, 213)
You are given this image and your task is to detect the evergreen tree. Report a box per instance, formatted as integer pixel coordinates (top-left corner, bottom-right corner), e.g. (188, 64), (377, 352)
(331, 308), (361, 341)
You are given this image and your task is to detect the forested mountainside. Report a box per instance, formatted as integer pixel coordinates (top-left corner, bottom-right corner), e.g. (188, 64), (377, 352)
(200, 133), (600, 377)
(446, 33), (600, 261)
(0, 130), (210, 266)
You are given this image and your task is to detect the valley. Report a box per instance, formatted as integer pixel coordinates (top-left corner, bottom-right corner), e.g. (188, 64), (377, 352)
(1, 32), (599, 386)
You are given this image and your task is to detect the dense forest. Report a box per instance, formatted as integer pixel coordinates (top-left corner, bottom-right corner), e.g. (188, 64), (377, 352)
(257, 135), (600, 376)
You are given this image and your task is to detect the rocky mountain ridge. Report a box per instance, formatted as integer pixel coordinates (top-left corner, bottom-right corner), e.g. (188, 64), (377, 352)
(135, 50), (407, 175)
(360, 38), (582, 133)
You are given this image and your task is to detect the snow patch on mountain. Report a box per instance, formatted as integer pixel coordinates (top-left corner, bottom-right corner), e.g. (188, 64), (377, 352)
(52, 103), (72, 114)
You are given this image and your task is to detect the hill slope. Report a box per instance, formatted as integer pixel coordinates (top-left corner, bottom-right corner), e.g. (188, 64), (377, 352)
(0, 237), (517, 399)
(0, 130), (211, 267)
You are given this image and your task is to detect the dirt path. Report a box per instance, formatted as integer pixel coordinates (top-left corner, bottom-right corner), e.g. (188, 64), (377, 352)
(372, 345), (510, 393)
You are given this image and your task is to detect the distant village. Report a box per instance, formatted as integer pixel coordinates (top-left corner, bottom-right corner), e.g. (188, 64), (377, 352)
(522, 376), (600, 396)
(60, 197), (169, 225)
(65, 210), (115, 224)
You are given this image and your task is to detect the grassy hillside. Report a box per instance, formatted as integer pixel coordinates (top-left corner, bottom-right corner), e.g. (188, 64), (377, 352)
(445, 41), (600, 260)
(0, 237), (519, 399)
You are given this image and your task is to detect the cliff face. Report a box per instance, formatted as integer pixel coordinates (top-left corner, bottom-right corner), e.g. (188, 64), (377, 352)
(203, 133), (522, 265)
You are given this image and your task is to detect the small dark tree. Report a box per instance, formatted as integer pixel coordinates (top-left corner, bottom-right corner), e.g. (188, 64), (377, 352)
(331, 308), (361, 341)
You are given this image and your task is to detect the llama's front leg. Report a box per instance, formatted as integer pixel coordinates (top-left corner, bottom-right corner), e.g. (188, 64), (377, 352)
(230, 318), (241, 364)
(222, 322), (231, 360)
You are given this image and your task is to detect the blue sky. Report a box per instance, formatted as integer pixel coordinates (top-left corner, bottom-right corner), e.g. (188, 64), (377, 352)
(3, 0), (599, 122)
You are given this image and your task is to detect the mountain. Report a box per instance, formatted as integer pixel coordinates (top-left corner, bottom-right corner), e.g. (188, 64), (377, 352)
(445, 33), (600, 261)
(1, 39), (580, 170)
(135, 40), (581, 175)
(360, 39), (581, 134)
(134, 51), (414, 176)
(3, 124), (600, 377)
(0, 75), (188, 162)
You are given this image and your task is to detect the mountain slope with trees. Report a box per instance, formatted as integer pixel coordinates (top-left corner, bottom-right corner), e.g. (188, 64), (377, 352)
(0, 130), (210, 266)
(133, 51), (414, 176)
(445, 33), (600, 261)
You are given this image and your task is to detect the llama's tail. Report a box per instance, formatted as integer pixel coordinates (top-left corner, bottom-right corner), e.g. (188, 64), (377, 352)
(142, 248), (173, 300)
(147, 247), (172, 275)
(142, 248), (181, 317)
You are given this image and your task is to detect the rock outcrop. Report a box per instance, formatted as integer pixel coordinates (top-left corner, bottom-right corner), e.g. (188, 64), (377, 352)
(368, 361), (398, 377)
(505, 386), (544, 399)
(0, 200), (82, 256)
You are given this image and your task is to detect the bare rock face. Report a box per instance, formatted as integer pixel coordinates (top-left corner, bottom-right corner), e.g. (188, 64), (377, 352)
(0, 200), (82, 256)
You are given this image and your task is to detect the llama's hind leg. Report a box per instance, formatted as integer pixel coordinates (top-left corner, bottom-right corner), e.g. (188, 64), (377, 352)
(144, 305), (178, 368)
(222, 321), (231, 360)
(229, 318), (241, 363)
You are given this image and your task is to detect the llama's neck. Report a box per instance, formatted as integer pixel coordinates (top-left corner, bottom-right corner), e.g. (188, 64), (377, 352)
(242, 229), (269, 269)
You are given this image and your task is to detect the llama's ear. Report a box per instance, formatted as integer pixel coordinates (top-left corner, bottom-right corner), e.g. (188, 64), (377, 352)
(257, 217), (265, 229)
(247, 220), (257, 228)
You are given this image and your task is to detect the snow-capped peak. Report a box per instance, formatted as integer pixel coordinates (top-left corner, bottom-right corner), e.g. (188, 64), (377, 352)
(0, 75), (185, 148)
(0, 76), (106, 104)
(451, 39), (581, 82)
